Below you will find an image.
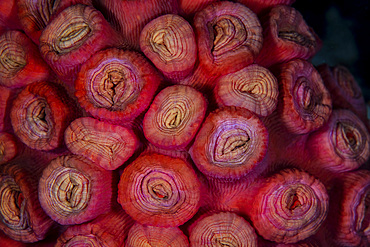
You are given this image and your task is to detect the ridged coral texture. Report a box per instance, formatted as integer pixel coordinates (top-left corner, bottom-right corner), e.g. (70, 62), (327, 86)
(0, 0), (369, 246)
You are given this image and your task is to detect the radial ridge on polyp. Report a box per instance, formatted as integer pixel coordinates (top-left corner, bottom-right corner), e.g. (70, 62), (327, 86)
(140, 14), (197, 81)
(55, 207), (134, 247)
(0, 30), (50, 88)
(65, 117), (139, 170)
(275, 59), (332, 135)
(143, 85), (207, 150)
(194, 1), (263, 76)
(189, 212), (258, 247)
(10, 81), (76, 151)
(247, 169), (329, 244)
(75, 48), (161, 124)
(306, 109), (370, 174)
(0, 159), (54, 243)
(38, 155), (113, 225)
(190, 106), (268, 180)
(256, 5), (322, 67)
(118, 152), (201, 227)
(214, 64), (279, 117)
(328, 170), (370, 246)
(39, 4), (123, 83)
(125, 223), (189, 246)
(318, 64), (368, 122)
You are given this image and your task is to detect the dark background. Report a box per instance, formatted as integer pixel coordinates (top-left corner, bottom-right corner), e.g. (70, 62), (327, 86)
(292, 0), (370, 113)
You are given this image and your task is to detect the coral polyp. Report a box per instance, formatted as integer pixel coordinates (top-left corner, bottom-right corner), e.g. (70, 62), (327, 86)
(0, 0), (368, 246)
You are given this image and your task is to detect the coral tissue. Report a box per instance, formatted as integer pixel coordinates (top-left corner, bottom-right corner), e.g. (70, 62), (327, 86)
(0, 0), (369, 246)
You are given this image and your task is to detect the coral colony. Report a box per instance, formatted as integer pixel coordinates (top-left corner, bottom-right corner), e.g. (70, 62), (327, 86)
(0, 0), (369, 246)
